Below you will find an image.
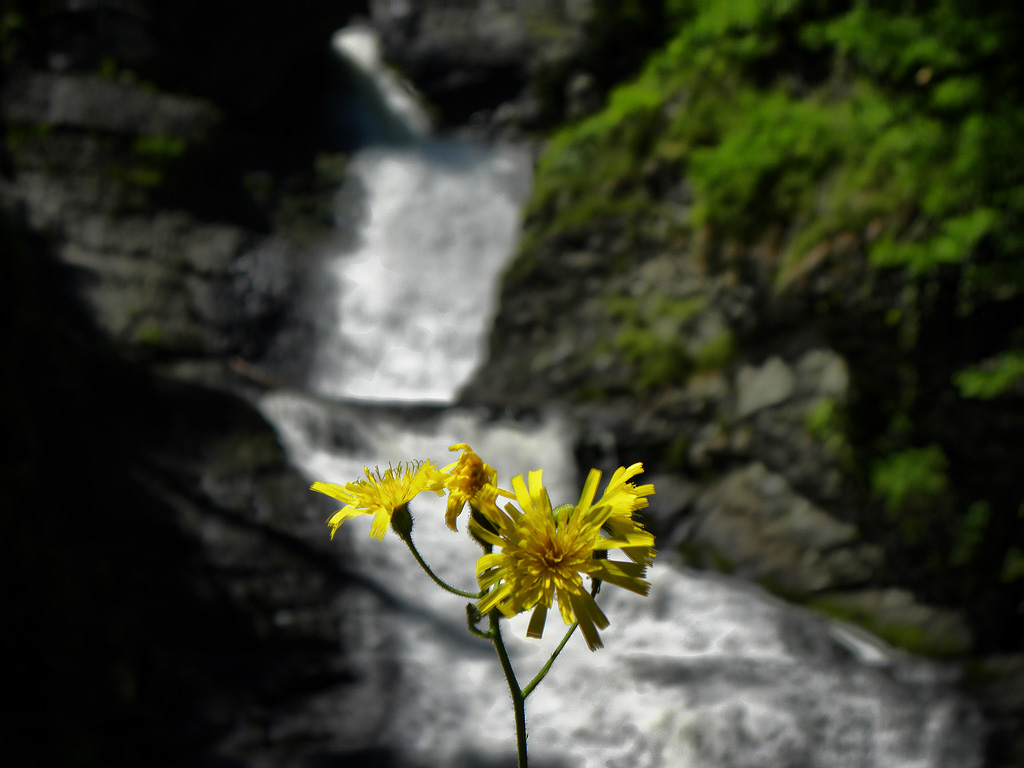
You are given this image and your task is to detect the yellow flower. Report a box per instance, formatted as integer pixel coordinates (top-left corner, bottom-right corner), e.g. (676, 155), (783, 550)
(440, 443), (514, 530)
(311, 461), (444, 541)
(472, 468), (656, 651)
(592, 462), (657, 565)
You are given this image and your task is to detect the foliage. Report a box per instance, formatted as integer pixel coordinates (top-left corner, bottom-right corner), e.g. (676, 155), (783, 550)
(950, 500), (992, 567)
(805, 397), (853, 467)
(953, 351), (1024, 399)
(512, 0), (1024, 650)
(604, 294), (732, 390)
(1, 11), (24, 65)
(132, 135), (187, 160)
(871, 444), (949, 516)
(525, 0), (1024, 299)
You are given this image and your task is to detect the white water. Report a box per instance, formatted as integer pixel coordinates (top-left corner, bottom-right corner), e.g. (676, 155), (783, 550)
(308, 140), (531, 402)
(255, 24), (985, 768)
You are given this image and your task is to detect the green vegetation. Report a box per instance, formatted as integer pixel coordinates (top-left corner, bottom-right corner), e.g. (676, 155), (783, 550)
(806, 594), (969, 658)
(953, 351), (1024, 399)
(871, 444), (949, 516)
(870, 445), (950, 545)
(0, 11), (25, 65)
(603, 294), (735, 391)
(950, 500), (991, 568)
(131, 135), (187, 160)
(805, 397), (854, 468)
(524, 0), (1024, 311)
(513, 0), (1024, 650)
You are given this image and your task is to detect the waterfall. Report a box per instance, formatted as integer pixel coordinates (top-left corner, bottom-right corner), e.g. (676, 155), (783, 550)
(256, 23), (985, 768)
(307, 140), (530, 403)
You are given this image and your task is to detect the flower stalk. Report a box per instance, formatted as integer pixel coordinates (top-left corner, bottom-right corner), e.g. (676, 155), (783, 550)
(401, 530), (481, 599)
(490, 611), (529, 768)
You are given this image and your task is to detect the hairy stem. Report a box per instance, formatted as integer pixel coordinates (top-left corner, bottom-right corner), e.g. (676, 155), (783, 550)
(491, 612), (528, 768)
(522, 622), (578, 699)
(402, 537), (481, 599)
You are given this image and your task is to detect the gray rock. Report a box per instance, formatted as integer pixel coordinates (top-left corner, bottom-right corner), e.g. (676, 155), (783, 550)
(794, 348), (850, 401)
(2, 71), (220, 138)
(643, 471), (700, 548)
(813, 588), (974, 657)
(736, 356), (797, 417)
(690, 463), (883, 594)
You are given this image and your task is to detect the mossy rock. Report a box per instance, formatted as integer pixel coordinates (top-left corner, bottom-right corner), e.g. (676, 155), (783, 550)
(807, 589), (973, 658)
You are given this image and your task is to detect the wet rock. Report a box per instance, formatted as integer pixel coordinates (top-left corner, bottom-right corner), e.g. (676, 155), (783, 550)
(809, 589), (974, 658)
(736, 356), (797, 417)
(1, 70), (295, 362)
(2, 71), (221, 138)
(795, 348), (850, 402)
(370, 1), (588, 133)
(689, 463), (883, 595)
(642, 472), (700, 548)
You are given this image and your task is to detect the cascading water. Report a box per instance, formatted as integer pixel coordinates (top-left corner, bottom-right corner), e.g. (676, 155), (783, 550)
(257, 23), (985, 768)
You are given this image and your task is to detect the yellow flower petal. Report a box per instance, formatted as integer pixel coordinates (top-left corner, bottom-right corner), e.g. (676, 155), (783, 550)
(473, 466), (656, 650)
(311, 461), (443, 540)
(440, 443), (511, 531)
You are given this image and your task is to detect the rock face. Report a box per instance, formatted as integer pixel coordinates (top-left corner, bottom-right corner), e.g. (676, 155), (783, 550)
(690, 463), (883, 595)
(2, 6), (397, 765)
(370, 0), (588, 134)
(1, 67), (298, 362)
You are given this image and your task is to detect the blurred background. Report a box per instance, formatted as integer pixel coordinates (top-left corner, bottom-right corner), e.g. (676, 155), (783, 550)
(4, 1), (1023, 766)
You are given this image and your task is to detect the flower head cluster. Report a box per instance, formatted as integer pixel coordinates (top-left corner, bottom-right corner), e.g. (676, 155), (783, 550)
(310, 445), (657, 651)
(471, 467), (656, 651)
(441, 443), (514, 530)
(311, 461), (444, 540)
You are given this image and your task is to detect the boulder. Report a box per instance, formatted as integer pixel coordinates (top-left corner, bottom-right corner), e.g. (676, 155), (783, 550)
(808, 588), (974, 658)
(689, 463), (883, 595)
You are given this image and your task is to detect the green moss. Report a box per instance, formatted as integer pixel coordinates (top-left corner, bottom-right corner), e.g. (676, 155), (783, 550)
(689, 90), (842, 239)
(692, 328), (736, 372)
(806, 596), (967, 658)
(804, 397), (854, 467)
(524, 0), (1024, 331)
(950, 500), (992, 568)
(131, 135), (187, 160)
(606, 294), (709, 391)
(953, 350), (1024, 400)
(571, 383), (611, 402)
(505, 0), (1024, 651)
(870, 444), (950, 546)
(1, 11), (25, 65)
(871, 444), (949, 513)
(106, 164), (164, 189)
(1002, 547), (1024, 584)
(6, 122), (52, 149)
(134, 323), (163, 346)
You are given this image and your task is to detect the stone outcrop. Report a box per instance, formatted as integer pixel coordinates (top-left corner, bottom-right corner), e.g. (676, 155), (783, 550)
(690, 463), (883, 595)
(2, 6), (391, 765)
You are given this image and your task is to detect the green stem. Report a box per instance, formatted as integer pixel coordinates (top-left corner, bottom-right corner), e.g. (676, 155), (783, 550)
(402, 537), (481, 599)
(522, 622), (578, 699)
(491, 612), (528, 768)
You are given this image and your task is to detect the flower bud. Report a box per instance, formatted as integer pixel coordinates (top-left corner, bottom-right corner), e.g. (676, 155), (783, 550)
(390, 502), (414, 541)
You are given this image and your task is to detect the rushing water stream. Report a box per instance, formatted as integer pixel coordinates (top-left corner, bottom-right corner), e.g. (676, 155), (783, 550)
(256, 24), (985, 768)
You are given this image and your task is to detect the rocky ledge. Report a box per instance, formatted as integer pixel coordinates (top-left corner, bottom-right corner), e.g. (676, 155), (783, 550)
(2, 6), (398, 765)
